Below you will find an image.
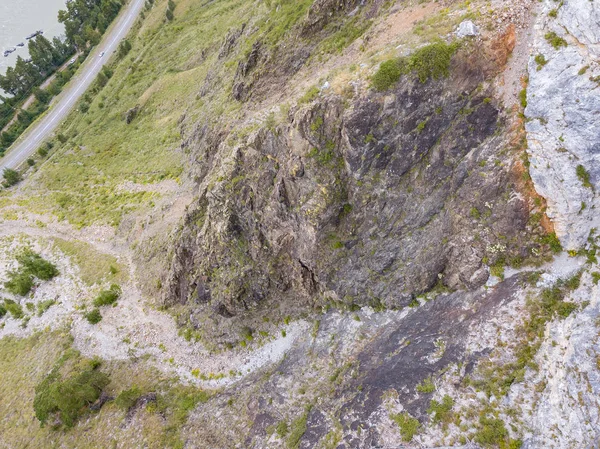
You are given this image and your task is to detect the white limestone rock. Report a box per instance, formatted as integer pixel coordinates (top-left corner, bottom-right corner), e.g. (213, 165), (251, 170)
(525, 0), (600, 250)
(455, 20), (479, 38)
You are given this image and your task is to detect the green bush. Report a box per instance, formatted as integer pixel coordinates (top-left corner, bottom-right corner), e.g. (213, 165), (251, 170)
(416, 377), (435, 393)
(534, 54), (548, 70)
(473, 414), (508, 446)
(85, 308), (102, 324)
(390, 412), (419, 441)
(519, 88), (527, 108)
(408, 41), (459, 83)
(115, 386), (142, 410)
(372, 41), (459, 91)
(37, 299), (56, 316)
(18, 250), (59, 280)
(372, 59), (404, 91)
(2, 168), (22, 187)
(4, 251), (59, 296)
(541, 232), (562, 253)
(0, 303), (6, 318)
(33, 356), (110, 428)
(93, 284), (121, 307)
(286, 407), (311, 448)
(4, 271), (34, 296)
(3, 299), (24, 318)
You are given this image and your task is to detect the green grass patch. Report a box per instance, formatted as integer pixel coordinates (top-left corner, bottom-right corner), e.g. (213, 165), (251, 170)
(286, 406), (311, 448)
(428, 395), (454, 425)
(115, 386), (143, 410)
(53, 238), (126, 285)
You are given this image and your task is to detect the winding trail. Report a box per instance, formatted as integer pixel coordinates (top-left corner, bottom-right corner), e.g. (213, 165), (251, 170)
(0, 0), (146, 171)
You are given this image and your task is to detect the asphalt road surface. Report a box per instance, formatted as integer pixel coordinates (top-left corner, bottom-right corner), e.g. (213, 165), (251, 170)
(0, 0), (146, 171)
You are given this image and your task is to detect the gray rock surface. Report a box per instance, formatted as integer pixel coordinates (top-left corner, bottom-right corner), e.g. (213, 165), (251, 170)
(163, 50), (549, 345)
(456, 20), (479, 38)
(525, 0), (600, 250)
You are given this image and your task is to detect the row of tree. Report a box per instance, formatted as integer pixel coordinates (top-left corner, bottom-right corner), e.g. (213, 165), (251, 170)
(0, 36), (73, 98)
(0, 0), (122, 105)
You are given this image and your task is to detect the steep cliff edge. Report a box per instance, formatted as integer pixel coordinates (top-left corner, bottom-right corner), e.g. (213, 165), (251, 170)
(525, 0), (600, 250)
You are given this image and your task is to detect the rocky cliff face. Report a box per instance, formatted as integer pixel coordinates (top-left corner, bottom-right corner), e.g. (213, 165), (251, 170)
(525, 0), (600, 250)
(163, 36), (552, 346)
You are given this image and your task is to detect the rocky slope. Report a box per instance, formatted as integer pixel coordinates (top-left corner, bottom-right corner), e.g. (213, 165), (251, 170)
(1, 0), (600, 448)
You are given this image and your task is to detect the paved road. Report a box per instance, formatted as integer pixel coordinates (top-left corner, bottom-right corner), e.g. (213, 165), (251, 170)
(0, 0), (146, 171)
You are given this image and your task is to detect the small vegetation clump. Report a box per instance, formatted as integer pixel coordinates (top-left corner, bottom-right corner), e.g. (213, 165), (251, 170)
(372, 41), (459, 90)
(93, 284), (122, 307)
(3, 299), (24, 319)
(2, 168), (22, 187)
(4, 250), (59, 296)
(371, 59), (404, 91)
(428, 395), (454, 425)
(519, 88), (527, 109)
(286, 406), (311, 448)
(115, 386), (143, 410)
(545, 31), (568, 49)
(534, 54), (548, 70)
(416, 376), (436, 393)
(85, 308), (102, 324)
(541, 232), (562, 253)
(576, 164), (593, 189)
(298, 86), (319, 104)
(33, 352), (110, 428)
(390, 412), (420, 441)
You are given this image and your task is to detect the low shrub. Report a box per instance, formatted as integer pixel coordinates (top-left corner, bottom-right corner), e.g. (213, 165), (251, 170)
(4, 271), (33, 296)
(428, 395), (454, 424)
(33, 355), (110, 428)
(576, 164), (593, 189)
(4, 250), (59, 296)
(93, 284), (121, 307)
(3, 299), (24, 318)
(372, 59), (404, 91)
(390, 412), (420, 442)
(115, 386), (142, 410)
(2, 168), (21, 187)
(372, 41), (459, 90)
(85, 308), (102, 324)
(18, 250), (59, 280)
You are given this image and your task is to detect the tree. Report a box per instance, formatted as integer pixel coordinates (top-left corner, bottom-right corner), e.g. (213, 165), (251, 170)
(118, 39), (132, 58)
(3, 168), (22, 187)
(166, 8), (174, 21)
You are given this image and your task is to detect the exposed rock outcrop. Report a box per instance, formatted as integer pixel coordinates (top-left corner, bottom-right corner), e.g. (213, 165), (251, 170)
(164, 45), (549, 344)
(525, 0), (600, 250)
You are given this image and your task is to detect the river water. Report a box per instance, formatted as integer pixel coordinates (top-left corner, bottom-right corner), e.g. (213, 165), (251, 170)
(0, 0), (66, 77)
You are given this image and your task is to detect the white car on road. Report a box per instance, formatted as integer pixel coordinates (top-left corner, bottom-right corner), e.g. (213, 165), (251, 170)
(99, 51), (105, 58)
